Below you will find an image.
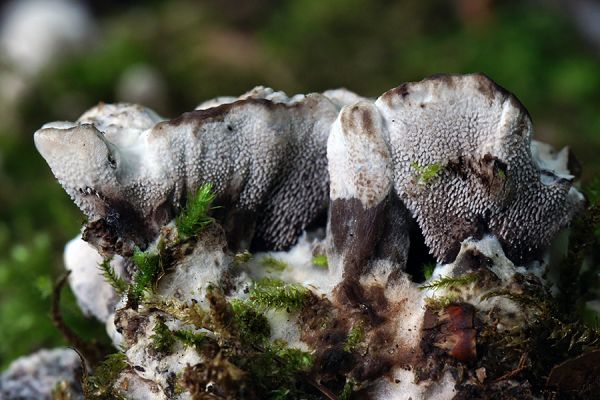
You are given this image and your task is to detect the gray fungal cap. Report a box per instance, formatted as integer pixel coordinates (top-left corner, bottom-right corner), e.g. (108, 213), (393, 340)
(34, 76), (582, 264)
(375, 73), (584, 263)
(35, 92), (338, 254)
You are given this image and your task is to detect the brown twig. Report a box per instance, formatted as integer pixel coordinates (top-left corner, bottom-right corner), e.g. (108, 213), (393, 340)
(51, 270), (110, 366)
(303, 375), (339, 400)
(493, 352), (528, 383)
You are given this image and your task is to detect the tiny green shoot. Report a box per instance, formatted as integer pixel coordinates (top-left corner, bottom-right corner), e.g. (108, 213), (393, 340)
(99, 257), (128, 295)
(261, 256), (287, 272)
(312, 254), (328, 268)
(150, 318), (175, 353)
(131, 248), (162, 298)
(411, 162), (441, 184)
(422, 262), (435, 281)
(173, 330), (208, 348)
(419, 273), (477, 291)
(249, 278), (311, 312)
(176, 183), (216, 239)
(84, 353), (128, 400)
(344, 322), (365, 352)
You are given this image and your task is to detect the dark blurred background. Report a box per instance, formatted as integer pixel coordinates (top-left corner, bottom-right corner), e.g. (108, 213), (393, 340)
(1, 0), (599, 369)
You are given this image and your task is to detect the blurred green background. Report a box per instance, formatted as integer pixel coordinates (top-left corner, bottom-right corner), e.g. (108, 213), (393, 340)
(1, 0), (600, 369)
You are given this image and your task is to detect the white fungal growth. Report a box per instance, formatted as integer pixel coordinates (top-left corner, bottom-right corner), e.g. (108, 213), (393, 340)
(31, 74), (586, 400)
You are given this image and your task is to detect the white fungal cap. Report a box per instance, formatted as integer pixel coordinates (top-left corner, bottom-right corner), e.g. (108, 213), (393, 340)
(328, 100), (392, 208)
(35, 91), (339, 254)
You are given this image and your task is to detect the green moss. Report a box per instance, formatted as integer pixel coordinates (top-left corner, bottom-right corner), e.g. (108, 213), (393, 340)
(131, 247), (162, 299)
(497, 168), (506, 180)
(411, 162), (441, 184)
(243, 342), (315, 400)
(173, 330), (208, 348)
(98, 257), (128, 295)
(557, 186), (600, 318)
(261, 256), (288, 272)
(84, 353), (128, 400)
(270, 343), (313, 373)
(340, 379), (356, 400)
(424, 294), (461, 310)
(234, 250), (253, 265)
(249, 278), (312, 312)
(174, 288), (323, 399)
(480, 289), (545, 310)
(419, 273), (478, 291)
(230, 299), (271, 345)
(176, 183), (215, 239)
(150, 318), (175, 353)
(151, 298), (208, 329)
(422, 262), (436, 280)
(344, 322), (365, 352)
(312, 254), (328, 268)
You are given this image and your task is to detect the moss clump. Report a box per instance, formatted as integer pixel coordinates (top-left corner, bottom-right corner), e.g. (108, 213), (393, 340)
(148, 310), (209, 351)
(411, 161), (441, 184)
(344, 322), (365, 352)
(175, 288), (321, 400)
(419, 273), (478, 291)
(474, 281), (600, 394)
(271, 344), (314, 373)
(312, 254), (328, 268)
(557, 184), (600, 319)
(150, 318), (175, 353)
(422, 262), (436, 280)
(176, 183), (215, 239)
(497, 168), (506, 180)
(424, 294), (461, 310)
(98, 257), (128, 295)
(230, 299), (271, 345)
(150, 298), (209, 329)
(340, 379), (356, 400)
(234, 250), (253, 265)
(249, 278), (312, 312)
(261, 256), (288, 272)
(173, 330), (208, 348)
(131, 247), (162, 299)
(84, 353), (128, 400)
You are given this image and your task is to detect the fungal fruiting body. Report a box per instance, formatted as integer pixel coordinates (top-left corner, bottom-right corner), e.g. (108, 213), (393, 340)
(25, 74), (593, 400)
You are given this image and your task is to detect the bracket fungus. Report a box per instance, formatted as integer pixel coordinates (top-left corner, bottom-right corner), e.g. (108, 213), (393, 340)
(27, 73), (596, 400)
